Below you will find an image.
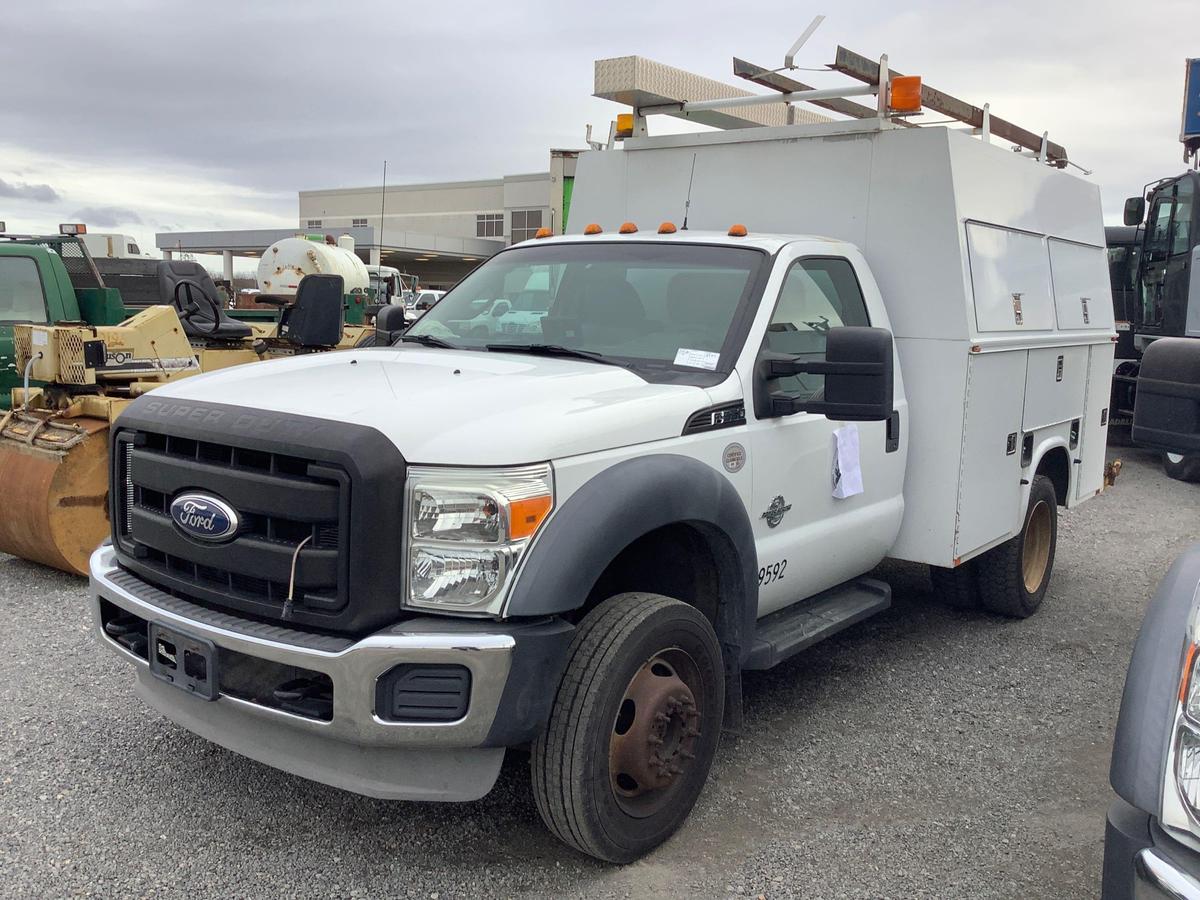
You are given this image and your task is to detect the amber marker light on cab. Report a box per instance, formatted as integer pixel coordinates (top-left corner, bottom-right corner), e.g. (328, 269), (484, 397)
(618, 222), (639, 234)
(658, 222), (677, 234)
(583, 223), (603, 235)
(728, 224), (748, 237)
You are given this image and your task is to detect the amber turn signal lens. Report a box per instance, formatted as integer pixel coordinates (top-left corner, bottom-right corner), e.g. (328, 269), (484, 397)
(658, 222), (677, 234)
(583, 223), (603, 235)
(889, 75), (922, 113)
(728, 224), (748, 237)
(509, 495), (553, 540)
(1183, 644), (1199, 703)
(618, 222), (638, 234)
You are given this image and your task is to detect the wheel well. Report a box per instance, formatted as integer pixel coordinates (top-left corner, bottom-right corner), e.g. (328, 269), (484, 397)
(573, 522), (726, 629)
(1036, 446), (1071, 506)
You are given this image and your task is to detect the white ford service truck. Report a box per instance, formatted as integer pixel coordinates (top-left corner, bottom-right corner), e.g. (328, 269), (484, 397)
(89, 52), (1116, 862)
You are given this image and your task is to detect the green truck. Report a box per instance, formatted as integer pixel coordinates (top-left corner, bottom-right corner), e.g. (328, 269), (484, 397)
(0, 233), (132, 410)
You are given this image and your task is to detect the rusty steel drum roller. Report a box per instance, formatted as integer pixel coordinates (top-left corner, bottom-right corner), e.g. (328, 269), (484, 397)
(0, 417), (110, 575)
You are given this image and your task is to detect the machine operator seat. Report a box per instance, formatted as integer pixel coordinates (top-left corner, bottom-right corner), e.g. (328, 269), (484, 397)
(156, 260), (253, 341)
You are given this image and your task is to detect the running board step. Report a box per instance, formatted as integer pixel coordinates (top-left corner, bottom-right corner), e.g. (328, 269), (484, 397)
(743, 578), (891, 670)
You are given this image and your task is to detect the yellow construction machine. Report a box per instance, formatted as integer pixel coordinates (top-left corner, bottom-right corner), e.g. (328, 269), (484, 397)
(0, 270), (371, 575)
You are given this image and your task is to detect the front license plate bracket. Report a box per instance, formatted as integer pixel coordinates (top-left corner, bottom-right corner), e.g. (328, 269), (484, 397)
(147, 623), (219, 701)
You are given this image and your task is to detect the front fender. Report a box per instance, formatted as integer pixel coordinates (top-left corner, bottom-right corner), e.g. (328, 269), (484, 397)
(1111, 545), (1200, 816)
(503, 454), (759, 659)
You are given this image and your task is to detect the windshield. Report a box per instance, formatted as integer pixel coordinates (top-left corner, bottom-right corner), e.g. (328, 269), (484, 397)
(407, 242), (764, 370)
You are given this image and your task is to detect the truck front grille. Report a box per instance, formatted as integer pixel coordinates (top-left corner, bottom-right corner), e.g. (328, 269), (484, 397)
(113, 429), (350, 625)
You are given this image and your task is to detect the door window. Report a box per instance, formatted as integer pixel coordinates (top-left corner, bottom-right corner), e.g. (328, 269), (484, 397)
(763, 257), (869, 402)
(0, 256), (48, 323)
(1171, 178), (1194, 257)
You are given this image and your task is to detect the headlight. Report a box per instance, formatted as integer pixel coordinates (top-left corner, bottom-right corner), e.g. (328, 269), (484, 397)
(404, 464), (553, 614)
(1165, 635), (1200, 835)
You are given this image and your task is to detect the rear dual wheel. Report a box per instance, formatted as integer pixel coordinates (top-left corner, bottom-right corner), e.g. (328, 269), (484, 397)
(531, 593), (724, 863)
(929, 474), (1057, 619)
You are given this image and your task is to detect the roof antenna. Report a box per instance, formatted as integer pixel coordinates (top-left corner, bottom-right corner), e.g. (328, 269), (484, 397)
(681, 154), (697, 231)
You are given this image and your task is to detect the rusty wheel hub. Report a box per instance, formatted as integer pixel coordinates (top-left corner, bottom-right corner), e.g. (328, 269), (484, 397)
(609, 653), (702, 817)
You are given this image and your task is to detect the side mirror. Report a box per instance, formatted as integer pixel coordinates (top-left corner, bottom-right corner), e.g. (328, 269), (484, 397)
(374, 304), (408, 346)
(1132, 338), (1200, 453)
(1123, 196), (1146, 227)
(757, 326), (894, 421)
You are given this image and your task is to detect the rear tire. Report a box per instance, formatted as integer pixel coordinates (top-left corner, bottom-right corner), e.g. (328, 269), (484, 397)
(929, 560), (980, 609)
(531, 593), (724, 863)
(976, 474), (1057, 618)
(1163, 452), (1200, 483)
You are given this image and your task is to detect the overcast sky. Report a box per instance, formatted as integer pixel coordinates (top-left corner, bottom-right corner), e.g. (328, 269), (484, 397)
(1, 0), (1195, 260)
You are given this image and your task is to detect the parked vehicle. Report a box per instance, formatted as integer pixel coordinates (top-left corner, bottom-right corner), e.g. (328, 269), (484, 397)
(1108, 171), (1199, 479)
(1103, 337), (1200, 900)
(412, 289), (444, 311)
(89, 49), (1115, 862)
(367, 265), (416, 307)
(80, 231), (153, 260)
(1106, 225), (1140, 361)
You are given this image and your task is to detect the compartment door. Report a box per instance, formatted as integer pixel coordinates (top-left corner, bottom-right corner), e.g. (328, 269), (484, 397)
(1022, 346), (1089, 431)
(1074, 342), (1116, 504)
(1048, 239), (1111, 331)
(956, 351), (1028, 559)
(967, 223), (1055, 333)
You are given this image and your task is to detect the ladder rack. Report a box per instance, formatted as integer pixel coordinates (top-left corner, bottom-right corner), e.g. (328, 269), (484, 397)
(592, 46), (1070, 169)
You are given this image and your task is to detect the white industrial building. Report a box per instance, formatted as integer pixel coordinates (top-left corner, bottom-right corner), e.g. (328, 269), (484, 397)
(157, 151), (579, 289)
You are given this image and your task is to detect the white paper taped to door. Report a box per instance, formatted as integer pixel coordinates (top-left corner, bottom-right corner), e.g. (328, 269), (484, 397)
(832, 424), (863, 499)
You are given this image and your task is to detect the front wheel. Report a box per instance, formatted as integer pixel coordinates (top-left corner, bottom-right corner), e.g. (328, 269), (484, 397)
(1163, 452), (1200, 483)
(976, 474), (1058, 618)
(531, 593), (724, 863)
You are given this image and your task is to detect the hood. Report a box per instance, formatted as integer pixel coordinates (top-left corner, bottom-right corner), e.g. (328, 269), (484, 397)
(150, 347), (720, 464)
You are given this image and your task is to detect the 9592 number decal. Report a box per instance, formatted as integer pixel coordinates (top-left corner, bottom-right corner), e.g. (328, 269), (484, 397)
(758, 559), (787, 586)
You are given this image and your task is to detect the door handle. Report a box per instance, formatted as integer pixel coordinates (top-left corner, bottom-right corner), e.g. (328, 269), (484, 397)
(885, 410), (900, 453)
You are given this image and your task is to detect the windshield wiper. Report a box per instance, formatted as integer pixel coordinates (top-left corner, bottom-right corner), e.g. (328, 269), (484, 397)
(484, 343), (618, 366)
(400, 333), (458, 349)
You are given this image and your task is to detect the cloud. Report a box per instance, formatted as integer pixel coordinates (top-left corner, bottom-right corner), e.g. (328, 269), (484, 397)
(0, 177), (59, 202)
(0, 0), (1194, 230)
(72, 205), (143, 227)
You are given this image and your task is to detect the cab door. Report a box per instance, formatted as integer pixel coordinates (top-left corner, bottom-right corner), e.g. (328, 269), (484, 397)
(742, 252), (906, 618)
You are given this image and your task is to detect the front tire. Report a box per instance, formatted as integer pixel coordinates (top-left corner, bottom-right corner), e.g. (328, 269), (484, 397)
(1163, 452), (1200, 483)
(976, 474), (1058, 618)
(531, 593), (724, 863)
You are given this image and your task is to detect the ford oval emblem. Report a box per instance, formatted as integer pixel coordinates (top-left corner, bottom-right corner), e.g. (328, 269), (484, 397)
(170, 493), (240, 542)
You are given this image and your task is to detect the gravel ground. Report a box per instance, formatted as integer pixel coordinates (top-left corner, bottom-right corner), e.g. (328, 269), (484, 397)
(2, 445), (1198, 899)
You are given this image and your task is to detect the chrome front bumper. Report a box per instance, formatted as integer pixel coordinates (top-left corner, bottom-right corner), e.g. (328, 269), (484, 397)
(89, 543), (514, 801)
(1135, 848), (1200, 900)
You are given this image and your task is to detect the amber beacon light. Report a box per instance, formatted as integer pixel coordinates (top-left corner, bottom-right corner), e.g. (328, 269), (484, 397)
(889, 75), (922, 113)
